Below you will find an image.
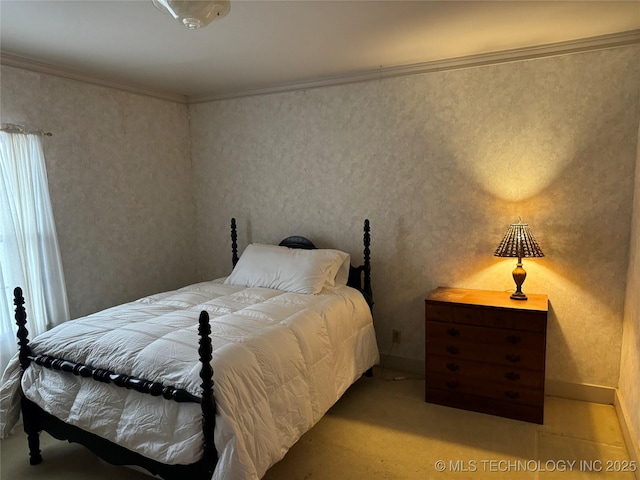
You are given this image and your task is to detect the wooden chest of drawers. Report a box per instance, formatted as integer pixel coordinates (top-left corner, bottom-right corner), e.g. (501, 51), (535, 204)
(425, 287), (548, 424)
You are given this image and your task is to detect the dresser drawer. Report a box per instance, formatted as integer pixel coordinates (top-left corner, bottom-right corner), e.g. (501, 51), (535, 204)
(427, 372), (544, 407)
(426, 334), (544, 370)
(426, 304), (480, 325)
(482, 308), (546, 333)
(426, 321), (544, 351)
(426, 303), (545, 333)
(426, 354), (544, 388)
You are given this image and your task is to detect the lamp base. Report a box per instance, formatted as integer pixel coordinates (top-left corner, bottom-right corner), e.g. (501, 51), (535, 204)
(510, 291), (528, 301)
(511, 259), (528, 301)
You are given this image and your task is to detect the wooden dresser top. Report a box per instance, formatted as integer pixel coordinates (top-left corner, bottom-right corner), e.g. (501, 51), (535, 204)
(427, 287), (548, 312)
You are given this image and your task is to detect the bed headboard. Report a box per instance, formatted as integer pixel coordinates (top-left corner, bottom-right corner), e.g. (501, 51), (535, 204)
(229, 218), (373, 311)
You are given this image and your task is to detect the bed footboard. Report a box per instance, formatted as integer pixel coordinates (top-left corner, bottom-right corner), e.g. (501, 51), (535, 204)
(13, 287), (218, 479)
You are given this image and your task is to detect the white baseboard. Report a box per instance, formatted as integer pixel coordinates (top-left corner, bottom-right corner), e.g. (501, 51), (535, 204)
(544, 379), (615, 404)
(614, 390), (640, 480)
(381, 356), (618, 406)
(381, 357), (619, 406)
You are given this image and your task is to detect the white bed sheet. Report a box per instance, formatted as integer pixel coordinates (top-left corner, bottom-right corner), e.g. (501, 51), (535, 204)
(0, 279), (379, 480)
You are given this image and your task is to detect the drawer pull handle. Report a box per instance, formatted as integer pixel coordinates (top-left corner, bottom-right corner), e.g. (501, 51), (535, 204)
(505, 354), (521, 363)
(504, 390), (520, 399)
(446, 363), (460, 372)
(506, 335), (522, 344)
(446, 328), (460, 337)
(505, 371), (520, 381)
(446, 381), (459, 389)
(446, 346), (460, 355)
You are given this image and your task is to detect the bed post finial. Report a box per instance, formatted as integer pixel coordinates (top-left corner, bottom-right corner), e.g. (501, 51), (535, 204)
(198, 310), (218, 470)
(231, 218), (239, 268)
(363, 219), (372, 308)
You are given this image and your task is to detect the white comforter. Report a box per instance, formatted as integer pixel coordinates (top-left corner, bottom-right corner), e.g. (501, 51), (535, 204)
(0, 279), (379, 480)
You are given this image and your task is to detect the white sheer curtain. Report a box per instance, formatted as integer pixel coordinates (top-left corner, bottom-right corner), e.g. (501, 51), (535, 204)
(0, 131), (69, 375)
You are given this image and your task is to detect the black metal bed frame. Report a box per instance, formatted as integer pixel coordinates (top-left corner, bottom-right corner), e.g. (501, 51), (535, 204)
(13, 218), (373, 480)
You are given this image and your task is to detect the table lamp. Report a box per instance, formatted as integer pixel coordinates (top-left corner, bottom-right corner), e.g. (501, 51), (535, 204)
(494, 218), (544, 300)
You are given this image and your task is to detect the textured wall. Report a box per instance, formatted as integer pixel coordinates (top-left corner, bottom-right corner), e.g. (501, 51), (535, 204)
(0, 66), (198, 318)
(190, 45), (640, 388)
(619, 123), (640, 451)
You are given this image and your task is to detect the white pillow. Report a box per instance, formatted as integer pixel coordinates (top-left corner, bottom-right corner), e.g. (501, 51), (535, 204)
(224, 243), (350, 294)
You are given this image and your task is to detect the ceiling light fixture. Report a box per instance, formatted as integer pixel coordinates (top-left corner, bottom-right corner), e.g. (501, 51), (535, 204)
(152, 0), (230, 30)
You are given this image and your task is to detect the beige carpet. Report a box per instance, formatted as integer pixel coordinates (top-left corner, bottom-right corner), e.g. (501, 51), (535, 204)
(1, 368), (633, 480)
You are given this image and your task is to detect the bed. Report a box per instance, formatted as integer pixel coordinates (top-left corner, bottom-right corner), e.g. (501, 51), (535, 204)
(0, 218), (378, 480)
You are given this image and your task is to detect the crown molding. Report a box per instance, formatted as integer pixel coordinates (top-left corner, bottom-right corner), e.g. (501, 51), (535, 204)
(2, 29), (639, 105)
(188, 29), (640, 104)
(0, 52), (187, 104)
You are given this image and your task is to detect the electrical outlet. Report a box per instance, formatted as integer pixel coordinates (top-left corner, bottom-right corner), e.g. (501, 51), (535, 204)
(392, 329), (401, 344)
